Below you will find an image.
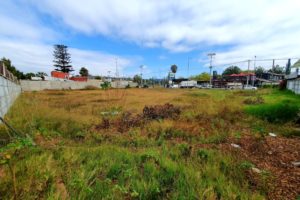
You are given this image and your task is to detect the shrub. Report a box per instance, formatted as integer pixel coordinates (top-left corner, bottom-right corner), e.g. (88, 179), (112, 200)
(143, 103), (181, 120)
(100, 81), (111, 90)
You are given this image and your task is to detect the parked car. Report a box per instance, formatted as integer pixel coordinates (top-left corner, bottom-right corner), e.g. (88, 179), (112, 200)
(244, 86), (257, 90)
(170, 84), (179, 88)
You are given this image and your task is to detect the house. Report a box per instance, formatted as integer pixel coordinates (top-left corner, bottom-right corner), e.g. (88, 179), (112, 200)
(225, 73), (256, 85)
(285, 69), (300, 94)
(256, 72), (285, 87)
(51, 71), (69, 79)
(70, 76), (88, 82)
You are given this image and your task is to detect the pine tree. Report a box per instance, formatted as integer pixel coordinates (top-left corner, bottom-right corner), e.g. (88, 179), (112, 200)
(53, 44), (74, 73)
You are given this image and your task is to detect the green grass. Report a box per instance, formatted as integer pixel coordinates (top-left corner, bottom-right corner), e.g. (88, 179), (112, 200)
(0, 88), (299, 199)
(245, 100), (299, 123)
(0, 145), (264, 200)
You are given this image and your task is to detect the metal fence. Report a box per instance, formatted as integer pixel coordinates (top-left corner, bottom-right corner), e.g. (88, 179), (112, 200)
(0, 62), (21, 120)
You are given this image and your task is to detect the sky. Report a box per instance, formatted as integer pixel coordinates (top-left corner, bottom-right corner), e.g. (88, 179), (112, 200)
(1, 0), (300, 78)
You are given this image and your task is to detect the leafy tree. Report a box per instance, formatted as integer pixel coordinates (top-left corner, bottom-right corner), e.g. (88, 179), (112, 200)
(222, 66), (241, 75)
(133, 74), (142, 85)
(53, 44), (74, 73)
(94, 76), (102, 80)
(268, 65), (284, 74)
(171, 64), (178, 73)
(254, 66), (265, 78)
(190, 72), (210, 81)
(24, 73), (35, 80)
(79, 67), (89, 76)
(35, 72), (48, 77)
(1, 57), (25, 79)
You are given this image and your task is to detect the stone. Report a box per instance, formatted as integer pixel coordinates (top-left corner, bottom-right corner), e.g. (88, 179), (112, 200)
(230, 143), (241, 148)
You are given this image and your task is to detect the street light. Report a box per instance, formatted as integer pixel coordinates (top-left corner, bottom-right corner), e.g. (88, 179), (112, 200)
(140, 65), (145, 86)
(207, 53), (216, 86)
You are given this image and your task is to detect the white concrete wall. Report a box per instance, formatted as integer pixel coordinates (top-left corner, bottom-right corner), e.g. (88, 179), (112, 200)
(287, 79), (300, 94)
(0, 76), (21, 119)
(20, 80), (103, 91)
(110, 81), (138, 88)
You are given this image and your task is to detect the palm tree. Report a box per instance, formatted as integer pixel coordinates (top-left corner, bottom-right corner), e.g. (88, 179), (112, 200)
(171, 64), (178, 74)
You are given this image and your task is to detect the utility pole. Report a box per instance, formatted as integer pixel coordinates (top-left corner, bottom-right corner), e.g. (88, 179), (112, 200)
(108, 70), (111, 82)
(246, 60), (250, 87)
(140, 65), (144, 86)
(253, 56), (256, 86)
(115, 58), (119, 78)
(115, 58), (119, 88)
(187, 57), (190, 79)
(207, 53), (216, 86)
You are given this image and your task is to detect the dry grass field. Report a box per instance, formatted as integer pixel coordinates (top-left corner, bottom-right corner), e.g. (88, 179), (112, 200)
(0, 88), (299, 200)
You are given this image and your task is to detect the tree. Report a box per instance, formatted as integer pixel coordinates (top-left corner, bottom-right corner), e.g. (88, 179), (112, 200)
(79, 67), (89, 76)
(222, 66), (241, 75)
(133, 74), (142, 85)
(254, 66), (265, 78)
(190, 72), (210, 81)
(53, 44), (74, 73)
(35, 72), (48, 77)
(268, 65), (284, 74)
(171, 64), (178, 73)
(24, 73), (35, 80)
(1, 57), (25, 79)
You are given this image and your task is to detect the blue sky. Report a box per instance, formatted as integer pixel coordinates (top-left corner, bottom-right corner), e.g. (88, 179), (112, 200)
(1, 0), (300, 78)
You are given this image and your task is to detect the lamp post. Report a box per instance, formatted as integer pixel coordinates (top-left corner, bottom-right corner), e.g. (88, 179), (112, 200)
(207, 53), (216, 86)
(140, 65), (145, 86)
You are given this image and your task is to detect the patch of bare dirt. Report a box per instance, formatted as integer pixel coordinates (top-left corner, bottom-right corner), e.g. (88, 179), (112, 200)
(55, 178), (69, 200)
(228, 135), (300, 200)
(95, 103), (181, 132)
(34, 135), (61, 148)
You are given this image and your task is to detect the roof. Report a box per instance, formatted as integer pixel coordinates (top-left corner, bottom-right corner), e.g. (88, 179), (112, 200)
(229, 73), (255, 77)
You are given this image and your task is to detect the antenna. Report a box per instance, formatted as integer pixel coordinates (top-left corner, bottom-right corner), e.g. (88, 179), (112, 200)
(207, 53), (216, 86)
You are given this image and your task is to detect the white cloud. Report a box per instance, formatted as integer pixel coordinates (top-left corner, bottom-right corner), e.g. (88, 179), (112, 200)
(1, 0), (300, 76)
(29, 0), (300, 54)
(0, 0), (137, 76)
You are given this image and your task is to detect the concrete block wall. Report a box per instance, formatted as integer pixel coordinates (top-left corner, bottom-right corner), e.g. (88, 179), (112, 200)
(287, 79), (300, 94)
(0, 76), (21, 118)
(20, 80), (103, 91)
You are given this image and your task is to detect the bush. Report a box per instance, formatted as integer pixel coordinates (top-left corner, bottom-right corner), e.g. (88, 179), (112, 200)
(246, 100), (299, 123)
(100, 81), (111, 90)
(143, 103), (181, 120)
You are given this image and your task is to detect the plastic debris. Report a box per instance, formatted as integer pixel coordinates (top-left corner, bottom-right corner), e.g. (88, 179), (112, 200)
(251, 167), (261, 174)
(269, 133), (276, 137)
(100, 111), (119, 116)
(230, 143), (241, 148)
(292, 161), (300, 167)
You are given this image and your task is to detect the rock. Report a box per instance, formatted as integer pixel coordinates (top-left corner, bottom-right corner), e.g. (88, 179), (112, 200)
(292, 161), (300, 167)
(269, 133), (276, 137)
(251, 167), (261, 174)
(230, 143), (241, 148)
(267, 151), (272, 155)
